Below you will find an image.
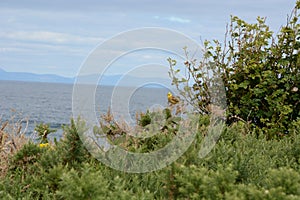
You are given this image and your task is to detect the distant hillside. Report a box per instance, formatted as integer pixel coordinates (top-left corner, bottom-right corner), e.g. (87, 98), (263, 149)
(76, 74), (171, 87)
(0, 68), (171, 87)
(0, 68), (74, 84)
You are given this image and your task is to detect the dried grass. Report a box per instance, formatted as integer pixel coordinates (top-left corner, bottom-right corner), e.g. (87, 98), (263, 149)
(0, 116), (29, 178)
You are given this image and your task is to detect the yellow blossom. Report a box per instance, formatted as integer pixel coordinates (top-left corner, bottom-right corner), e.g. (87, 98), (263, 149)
(39, 143), (50, 148)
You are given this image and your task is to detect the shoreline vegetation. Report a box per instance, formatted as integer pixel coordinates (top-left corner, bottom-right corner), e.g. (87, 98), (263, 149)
(1, 2), (300, 199)
(0, 111), (300, 199)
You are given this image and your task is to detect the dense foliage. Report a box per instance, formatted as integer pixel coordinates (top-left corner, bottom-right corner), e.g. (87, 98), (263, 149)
(0, 117), (300, 199)
(168, 1), (300, 137)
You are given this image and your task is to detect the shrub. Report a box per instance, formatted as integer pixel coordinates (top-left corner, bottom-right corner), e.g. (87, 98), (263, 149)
(263, 167), (300, 197)
(34, 123), (56, 144)
(168, 1), (300, 137)
(55, 163), (109, 200)
(58, 118), (91, 166)
(171, 164), (238, 199)
(0, 119), (300, 199)
(9, 142), (43, 173)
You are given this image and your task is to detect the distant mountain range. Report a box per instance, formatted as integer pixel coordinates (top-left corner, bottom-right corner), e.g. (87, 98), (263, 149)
(0, 68), (74, 84)
(0, 68), (171, 87)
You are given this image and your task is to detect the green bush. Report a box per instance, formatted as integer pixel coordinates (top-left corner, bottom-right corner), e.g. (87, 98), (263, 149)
(9, 142), (43, 173)
(173, 164), (238, 199)
(168, 1), (300, 137)
(0, 119), (300, 199)
(55, 163), (110, 200)
(34, 123), (56, 144)
(58, 118), (91, 166)
(263, 167), (300, 197)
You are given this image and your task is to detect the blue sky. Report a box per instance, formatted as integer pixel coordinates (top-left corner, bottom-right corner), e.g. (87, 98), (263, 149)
(0, 0), (297, 78)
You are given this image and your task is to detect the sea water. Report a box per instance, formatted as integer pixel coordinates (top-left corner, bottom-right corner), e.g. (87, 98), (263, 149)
(0, 80), (169, 140)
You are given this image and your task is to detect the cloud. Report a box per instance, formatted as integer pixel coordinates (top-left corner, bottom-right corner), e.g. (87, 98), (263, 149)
(0, 0), (295, 17)
(153, 15), (191, 23)
(0, 47), (27, 53)
(167, 16), (191, 23)
(0, 31), (102, 45)
(0, 0), (296, 78)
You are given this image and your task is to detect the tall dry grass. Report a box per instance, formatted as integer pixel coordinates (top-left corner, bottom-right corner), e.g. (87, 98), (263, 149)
(0, 116), (29, 177)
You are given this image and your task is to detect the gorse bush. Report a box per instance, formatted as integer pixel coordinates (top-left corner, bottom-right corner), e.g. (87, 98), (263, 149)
(34, 123), (56, 144)
(168, 1), (300, 137)
(58, 118), (91, 166)
(94, 107), (182, 154)
(0, 116), (299, 199)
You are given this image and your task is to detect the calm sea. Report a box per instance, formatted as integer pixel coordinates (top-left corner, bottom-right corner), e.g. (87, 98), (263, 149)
(0, 80), (169, 140)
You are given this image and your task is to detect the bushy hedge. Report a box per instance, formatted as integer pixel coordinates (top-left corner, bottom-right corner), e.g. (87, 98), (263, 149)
(168, 1), (300, 137)
(0, 116), (300, 199)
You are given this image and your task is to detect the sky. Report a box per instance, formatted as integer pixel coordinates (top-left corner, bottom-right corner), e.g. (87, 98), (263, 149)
(0, 0), (297, 78)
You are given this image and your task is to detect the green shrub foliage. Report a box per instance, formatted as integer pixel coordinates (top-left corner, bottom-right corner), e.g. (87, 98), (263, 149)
(168, 2), (300, 136)
(34, 123), (56, 144)
(0, 116), (299, 199)
(58, 118), (91, 166)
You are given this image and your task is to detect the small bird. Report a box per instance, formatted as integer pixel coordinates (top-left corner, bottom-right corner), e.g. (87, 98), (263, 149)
(167, 92), (180, 105)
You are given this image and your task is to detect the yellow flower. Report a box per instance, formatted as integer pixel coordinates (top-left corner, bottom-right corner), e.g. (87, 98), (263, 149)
(167, 92), (180, 105)
(39, 143), (50, 148)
